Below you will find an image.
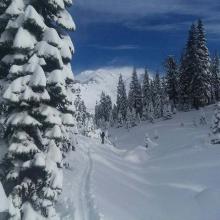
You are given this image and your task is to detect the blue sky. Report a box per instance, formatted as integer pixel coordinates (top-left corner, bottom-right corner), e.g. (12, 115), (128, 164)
(70, 0), (220, 74)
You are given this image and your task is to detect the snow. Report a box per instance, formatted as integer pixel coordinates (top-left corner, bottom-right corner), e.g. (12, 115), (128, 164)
(49, 0), (65, 10)
(47, 69), (65, 85)
(22, 87), (50, 102)
(24, 5), (46, 31)
(58, 105), (220, 220)
(5, 0), (25, 16)
(36, 41), (63, 68)
(47, 141), (62, 164)
(62, 113), (75, 126)
(75, 67), (152, 112)
(43, 28), (62, 48)
(29, 66), (46, 88)
(13, 27), (36, 50)
(22, 202), (46, 220)
(60, 40), (72, 61)
(7, 112), (42, 127)
(124, 146), (149, 163)
(34, 105), (63, 126)
(63, 64), (74, 81)
(56, 9), (76, 30)
(0, 182), (8, 213)
(33, 153), (46, 168)
(9, 142), (39, 155)
(61, 35), (74, 54)
(45, 125), (63, 140)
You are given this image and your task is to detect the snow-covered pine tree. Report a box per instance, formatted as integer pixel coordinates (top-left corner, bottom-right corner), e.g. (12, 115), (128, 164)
(0, 0), (12, 133)
(192, 19), (211, 108)
(128, 68), (143, 117)
(148, 101), (155, 123)
(117, 112), (123, 128)
(179, 24), (198, 110)
(116, 74), (127, 121)
(211, 102), (220, 144)
(95, 92), (112, 127)
(161, 76), (168, 115)
(163, 96), (173, 120)
(103, 93), (112, 122)
(210, 52), (220, 102)
(94, 101), (100, 126)
(153, 73), (162, 118)
(0, 0), (76, 219)
(142, 69), (151, 120)
(164, 56), (179, 107)
(74, 88), (89, 134)
(126, 108), (137, 128)
(111, 104), (118, 126)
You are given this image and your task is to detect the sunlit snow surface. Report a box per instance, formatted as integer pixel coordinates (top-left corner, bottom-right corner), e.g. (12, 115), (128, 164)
(59, 105), (220, 220)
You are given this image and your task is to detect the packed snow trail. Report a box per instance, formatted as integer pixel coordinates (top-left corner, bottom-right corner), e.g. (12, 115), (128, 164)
(57, 139), (100, 220)
(59, 105), (220, 220)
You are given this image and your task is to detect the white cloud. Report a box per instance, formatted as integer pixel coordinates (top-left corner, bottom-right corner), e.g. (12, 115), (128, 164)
(76, 0), (218, 18)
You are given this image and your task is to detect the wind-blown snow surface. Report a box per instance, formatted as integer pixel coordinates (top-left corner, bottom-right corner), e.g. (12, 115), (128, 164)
(59, 105), (220, 220)
(75, 67), (148, 113)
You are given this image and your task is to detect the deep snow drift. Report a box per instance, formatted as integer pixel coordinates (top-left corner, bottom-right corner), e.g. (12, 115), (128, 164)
(58, 104), (220, 220)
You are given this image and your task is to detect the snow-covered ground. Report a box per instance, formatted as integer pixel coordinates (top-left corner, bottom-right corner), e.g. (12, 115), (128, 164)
(75, 67), (150, 113)
(0, 140), (8, 217)
(59, 104), (220, 220)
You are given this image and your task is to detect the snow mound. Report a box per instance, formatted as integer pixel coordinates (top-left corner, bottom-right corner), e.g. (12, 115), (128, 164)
(124, 146), (149, 163)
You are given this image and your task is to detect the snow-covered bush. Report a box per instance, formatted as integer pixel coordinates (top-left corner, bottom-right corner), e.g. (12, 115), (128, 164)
(0, 0), (77, 219)
(144, 133), (158, 149)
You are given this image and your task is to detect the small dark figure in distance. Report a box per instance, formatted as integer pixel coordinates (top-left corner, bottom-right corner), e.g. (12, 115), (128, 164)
(100, 131), (105, 144)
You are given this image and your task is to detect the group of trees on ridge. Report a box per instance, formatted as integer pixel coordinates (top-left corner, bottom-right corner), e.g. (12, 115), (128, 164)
(95, 19), (220, 129)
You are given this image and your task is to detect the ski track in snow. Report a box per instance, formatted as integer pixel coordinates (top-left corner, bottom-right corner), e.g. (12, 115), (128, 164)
(80, 141), (100, 220)
(58, 139), (101, 220)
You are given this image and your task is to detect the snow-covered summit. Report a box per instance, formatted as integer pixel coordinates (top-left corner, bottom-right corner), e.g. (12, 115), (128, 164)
(75, 66), (151, 113)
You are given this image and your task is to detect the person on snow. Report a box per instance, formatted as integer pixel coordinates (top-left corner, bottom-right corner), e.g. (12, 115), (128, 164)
(100, 131), (105, 144)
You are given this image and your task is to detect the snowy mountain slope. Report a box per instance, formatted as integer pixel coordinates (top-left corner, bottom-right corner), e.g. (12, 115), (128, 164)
(59, 105), (220, 220)
(75, 67), (150, 113)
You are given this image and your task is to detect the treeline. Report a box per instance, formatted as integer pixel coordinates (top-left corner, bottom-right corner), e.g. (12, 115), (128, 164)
(95, 19), (220, 129)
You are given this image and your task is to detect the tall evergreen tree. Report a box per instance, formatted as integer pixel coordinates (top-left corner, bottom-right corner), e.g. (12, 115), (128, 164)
(210, 52), (220, 102)
(192, 19), (211, 108)
(128, 68), (143, 117)
(179, 24), (198, 110)
(95, 92), (112, 127)
(142, 69), (151, 119)
(116, 75), (127, 121)
(0, 0), (77, 219)
(74, 89), (89, 134)
(164, 56), (179, 107)
(111, 104), (118, 125)
(153, 73), (162, 118)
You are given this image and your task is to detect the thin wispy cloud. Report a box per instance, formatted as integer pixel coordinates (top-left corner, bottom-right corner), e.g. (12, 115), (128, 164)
(75, 0), (220, 21)
(88, 44), (142, 51)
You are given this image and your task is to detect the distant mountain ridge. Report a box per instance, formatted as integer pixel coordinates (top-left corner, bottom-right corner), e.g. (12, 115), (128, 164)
(75, 67), (152, 113)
